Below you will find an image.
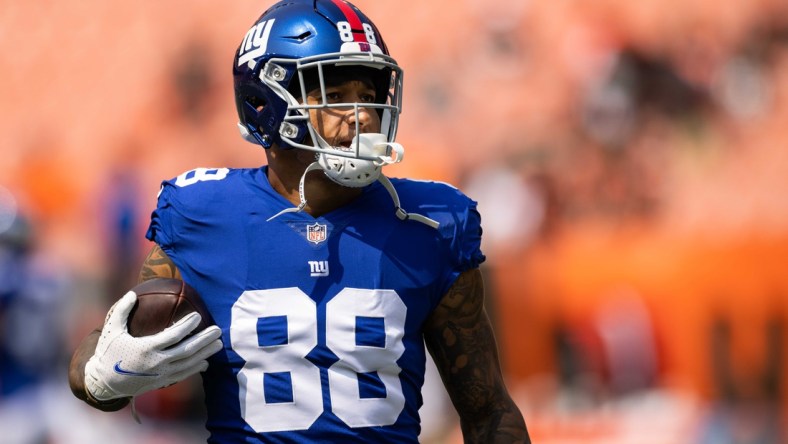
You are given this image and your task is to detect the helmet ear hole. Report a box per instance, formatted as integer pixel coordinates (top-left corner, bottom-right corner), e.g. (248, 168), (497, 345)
(247, 96), (265, 113)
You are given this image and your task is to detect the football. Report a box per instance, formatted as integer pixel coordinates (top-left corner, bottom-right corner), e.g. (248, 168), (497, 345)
(126, 278), (213, 337)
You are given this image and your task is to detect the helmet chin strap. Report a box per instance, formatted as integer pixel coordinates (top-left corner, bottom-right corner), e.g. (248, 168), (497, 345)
(377, 175), (440, 229)
(266, 162), (322, 221)
(266, 162), (440, 229)
(267, 134), (440, 229)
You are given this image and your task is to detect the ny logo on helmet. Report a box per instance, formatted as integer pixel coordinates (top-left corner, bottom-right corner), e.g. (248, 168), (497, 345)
(238, 19), (275, 67)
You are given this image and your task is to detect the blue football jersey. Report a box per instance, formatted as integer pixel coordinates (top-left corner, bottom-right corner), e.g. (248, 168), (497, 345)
(145, 166), (485, 443)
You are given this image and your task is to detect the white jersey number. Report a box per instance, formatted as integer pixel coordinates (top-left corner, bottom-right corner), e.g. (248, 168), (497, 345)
(174, 168), (229, 187)
(230, 288), (407, 433)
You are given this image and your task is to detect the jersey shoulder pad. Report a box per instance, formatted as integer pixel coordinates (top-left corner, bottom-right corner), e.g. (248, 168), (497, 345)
(389, 178), (485, 269)
(147, 167), (258, 249)
(390, 178), (475, 224)
(157, 167), (251, 209)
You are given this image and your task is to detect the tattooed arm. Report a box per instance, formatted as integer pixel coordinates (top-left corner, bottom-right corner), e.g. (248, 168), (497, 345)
(67, 244), (181, 411)
(423, 268), (530, 443)
(138, 244), (182, 282)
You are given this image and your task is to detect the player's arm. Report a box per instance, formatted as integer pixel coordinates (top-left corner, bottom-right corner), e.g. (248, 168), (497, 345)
(423, 268), (530, 443)
(138, 243), (183, 282)
(68, 244), (220, 411)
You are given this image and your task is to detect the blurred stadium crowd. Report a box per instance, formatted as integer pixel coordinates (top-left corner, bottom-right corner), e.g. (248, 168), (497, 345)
(2, 0), (788, 443)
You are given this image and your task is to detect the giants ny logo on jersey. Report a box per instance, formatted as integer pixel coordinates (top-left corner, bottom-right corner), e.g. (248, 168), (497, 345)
(306, 222), (327, 244)
(237, 19), (275, 66)
(308, 261), (329, 277)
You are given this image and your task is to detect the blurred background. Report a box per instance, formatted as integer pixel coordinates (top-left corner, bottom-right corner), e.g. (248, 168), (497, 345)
(2, 0), (788, 442)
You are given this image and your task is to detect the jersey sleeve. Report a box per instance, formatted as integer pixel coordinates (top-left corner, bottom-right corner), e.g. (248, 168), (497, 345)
(436, 194), (486, 296)
(444, 196), (485, 274)
(454, 199), (485, 272)
(145, 181), (179, 253)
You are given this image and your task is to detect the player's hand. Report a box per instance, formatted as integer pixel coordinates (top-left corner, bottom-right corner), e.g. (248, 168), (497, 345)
(84, 291), (223, 401)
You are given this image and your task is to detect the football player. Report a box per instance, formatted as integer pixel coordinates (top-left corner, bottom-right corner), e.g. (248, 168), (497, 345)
(68, 0), (530, 442)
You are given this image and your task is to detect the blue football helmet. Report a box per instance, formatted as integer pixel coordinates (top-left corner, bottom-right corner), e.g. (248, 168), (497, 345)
(232, 0), (403, 162)
(235, 0), (437, 227)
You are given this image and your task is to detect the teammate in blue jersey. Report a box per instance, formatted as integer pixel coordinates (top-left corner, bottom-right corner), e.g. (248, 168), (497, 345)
(68, 0), (530, 442)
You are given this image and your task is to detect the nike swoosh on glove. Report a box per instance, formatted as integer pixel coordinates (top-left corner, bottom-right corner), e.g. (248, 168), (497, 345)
(84, 290), (223, 401)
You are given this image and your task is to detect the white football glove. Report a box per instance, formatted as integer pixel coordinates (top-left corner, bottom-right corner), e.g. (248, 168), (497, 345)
(85, 290), (223, 401)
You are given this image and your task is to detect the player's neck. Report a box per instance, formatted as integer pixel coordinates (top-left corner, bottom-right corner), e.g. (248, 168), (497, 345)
(265, 149), (363, 217)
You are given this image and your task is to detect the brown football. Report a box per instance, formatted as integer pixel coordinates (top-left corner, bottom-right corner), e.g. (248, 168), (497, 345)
(126, 278), (213, 337)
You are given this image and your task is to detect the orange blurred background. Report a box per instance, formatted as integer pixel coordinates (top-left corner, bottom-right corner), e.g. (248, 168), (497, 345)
(1, 1), (788, 443)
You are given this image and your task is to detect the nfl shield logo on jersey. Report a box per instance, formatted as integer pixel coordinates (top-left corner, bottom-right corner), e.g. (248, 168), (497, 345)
(306, 222), (327, 244)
